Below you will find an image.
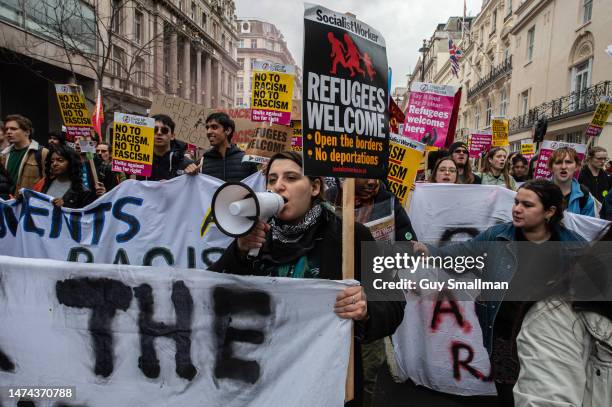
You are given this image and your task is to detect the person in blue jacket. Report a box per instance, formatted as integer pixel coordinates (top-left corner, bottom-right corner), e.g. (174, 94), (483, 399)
(549, 147), (596, 216)
(412, 179), (586, 406)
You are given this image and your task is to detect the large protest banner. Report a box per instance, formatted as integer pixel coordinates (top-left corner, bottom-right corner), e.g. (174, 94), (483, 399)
(0, 173), (265, 267)
(585, 96), (612, 137)
(303, 3), (389, 179)
(393, 184), (609, 396)
(251, 61), (295, 125)
(243, 123), (293, 164)
(112, 113), (154, 177)
(150, 95), (255, 149)
(402, 82), (457, 149)
(534, 140), (586, 180)
(387, 134), (424, 205)
(0, 256), (352, 406)
(55, 84), (93, 141)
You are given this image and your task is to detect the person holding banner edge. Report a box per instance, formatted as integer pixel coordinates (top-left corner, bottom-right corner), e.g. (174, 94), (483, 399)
(210, 151), (405, 406)
(411, 180), (585, 406)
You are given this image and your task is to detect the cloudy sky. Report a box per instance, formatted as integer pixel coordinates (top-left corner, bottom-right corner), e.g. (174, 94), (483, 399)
(235, 0), (483, 90)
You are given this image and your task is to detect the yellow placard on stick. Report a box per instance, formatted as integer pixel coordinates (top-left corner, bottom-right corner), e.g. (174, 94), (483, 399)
(585, 96), (612, 137)
(520, 142), (535, 156)
(387, 134), (425, 205)
(112, 113), (155, 177)
(55, 84), (93, 141)
(291, 120), (303, 152)
(491, 118), (509, 147)
(251, 61), (295, 126)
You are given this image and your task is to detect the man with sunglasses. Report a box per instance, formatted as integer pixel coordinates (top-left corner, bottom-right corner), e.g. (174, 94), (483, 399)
(449, 141), (481, 184)
(137, 114), (193, 181)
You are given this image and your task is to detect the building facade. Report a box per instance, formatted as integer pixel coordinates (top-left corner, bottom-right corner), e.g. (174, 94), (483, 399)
(0, 0), (239, 142)
(235, 19), (302, 108)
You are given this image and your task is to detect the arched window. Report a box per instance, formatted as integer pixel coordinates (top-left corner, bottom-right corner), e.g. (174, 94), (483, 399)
(568, 32), (594, 109)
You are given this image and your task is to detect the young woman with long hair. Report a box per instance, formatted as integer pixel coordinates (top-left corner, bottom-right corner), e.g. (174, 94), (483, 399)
(480, 147), (516, 190)
(428, 157), (459, 184)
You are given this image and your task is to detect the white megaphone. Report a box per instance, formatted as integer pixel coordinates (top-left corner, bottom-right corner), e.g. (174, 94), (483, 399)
(211, 182), (285, 257)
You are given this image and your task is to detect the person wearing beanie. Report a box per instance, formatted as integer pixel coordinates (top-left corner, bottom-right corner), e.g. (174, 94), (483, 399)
(449, 141), (481, 184)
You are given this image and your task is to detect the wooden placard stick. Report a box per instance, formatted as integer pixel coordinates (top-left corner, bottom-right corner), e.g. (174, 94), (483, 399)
(342, 178), (355, 402)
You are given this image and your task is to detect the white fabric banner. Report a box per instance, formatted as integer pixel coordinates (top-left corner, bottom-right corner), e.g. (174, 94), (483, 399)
(393, 183), (609, 396)
(0, 173), (265, 267)
(0, 256), (352, 406)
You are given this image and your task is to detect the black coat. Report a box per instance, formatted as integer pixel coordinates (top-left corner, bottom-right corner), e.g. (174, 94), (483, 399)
(0, 165), (13, 200)
(210, 207), (406, 407)
(41, 179), (95, 209)
(579, 167), (610, 203)
(200, 144), (258, 182)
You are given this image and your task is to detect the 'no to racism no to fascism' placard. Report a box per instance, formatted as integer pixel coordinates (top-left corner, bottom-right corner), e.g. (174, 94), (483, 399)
(112, 113), (155, 177)
(303, 3), (389, 178)
(251, 61), (295, 126)
(55, 84), (93, 141)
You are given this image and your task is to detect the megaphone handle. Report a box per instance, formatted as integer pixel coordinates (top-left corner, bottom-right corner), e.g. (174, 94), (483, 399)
(247, 247), (261, 258)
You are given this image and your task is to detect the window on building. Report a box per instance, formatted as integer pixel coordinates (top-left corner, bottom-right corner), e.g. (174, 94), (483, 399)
(112, 45), (126, 78)
(238, 40), (244, 48)
(520, 90), (530, 116)
(237, 58), (244, 69)
(134, 10), (143, 44)
(583, 0), (593, 24)
(500, 89), (508, 117)
(505, 0), (512, 17)
(250, 39), (257, 48)
(491, 10), (497, 35)
(266, 39), (273, 51)
(480, 27), (484, 46)
(237, 98), (243, 106)
(237, 81), (243, 91)
(178, 0), (184, 12)
(111, 0), (122, 34)
(527, 26), (535, 62)
(134, 57), (145, 86)
(191, 2), (196, 20)
(213, 22), (218, 40)
(222, 33), (226, 49)
(202, 13), (207, 27)
(475, 106), (481, 129)
(571, 59), (592, 109)
(485, 99), (493, 126)
(503, 47), (511, 63)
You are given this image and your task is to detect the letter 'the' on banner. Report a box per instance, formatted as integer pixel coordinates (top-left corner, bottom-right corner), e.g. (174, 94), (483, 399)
(302, 3), (389, 179)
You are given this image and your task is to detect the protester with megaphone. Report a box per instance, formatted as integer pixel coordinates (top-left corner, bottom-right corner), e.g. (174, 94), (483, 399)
(210, 151), (405, 406)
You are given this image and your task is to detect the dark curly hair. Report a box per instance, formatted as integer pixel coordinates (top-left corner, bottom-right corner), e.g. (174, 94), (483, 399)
(45, 145), (86, 192)
(518, 179), (564, 228)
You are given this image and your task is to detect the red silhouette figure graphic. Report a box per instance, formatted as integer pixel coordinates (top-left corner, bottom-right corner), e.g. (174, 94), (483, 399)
(343, 33), (365, 78)
(361, 52), (376, 81)
(328, 32), (348, 75)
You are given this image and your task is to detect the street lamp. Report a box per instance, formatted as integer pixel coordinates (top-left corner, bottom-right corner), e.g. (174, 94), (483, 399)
(418, 39), (428, 82)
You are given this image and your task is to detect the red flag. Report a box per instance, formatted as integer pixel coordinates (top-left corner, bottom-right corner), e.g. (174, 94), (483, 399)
(92, 89), (104, 141)
(445, 87), (462, 148)
(389, 97), (405, 134)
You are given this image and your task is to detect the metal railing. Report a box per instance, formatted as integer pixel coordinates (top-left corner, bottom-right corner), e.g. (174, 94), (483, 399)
(509, 80), (612, 134)
(467, 56), (512, 99)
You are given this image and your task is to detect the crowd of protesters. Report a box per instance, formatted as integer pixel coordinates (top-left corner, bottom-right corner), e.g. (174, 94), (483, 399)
(1, 111), (611, 407)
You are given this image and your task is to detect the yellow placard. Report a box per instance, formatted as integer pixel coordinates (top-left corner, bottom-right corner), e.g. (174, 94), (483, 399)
(291, 120), (302, 152)
(112, 113), (155, 176)
(521, 143), (535, 156)
(387, 135), (425, 205)
(491, 118), (509, 147)
(251, 62), (294, 125)
(590, 100), (612, 128)
(55, 84), (93, 141)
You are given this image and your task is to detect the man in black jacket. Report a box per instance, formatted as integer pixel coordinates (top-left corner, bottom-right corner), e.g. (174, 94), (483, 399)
(137, 114), (193, 181)
(186, 112), (257, 182)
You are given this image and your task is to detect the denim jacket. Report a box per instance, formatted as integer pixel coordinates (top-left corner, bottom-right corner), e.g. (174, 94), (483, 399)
(431, 222), (585, 353)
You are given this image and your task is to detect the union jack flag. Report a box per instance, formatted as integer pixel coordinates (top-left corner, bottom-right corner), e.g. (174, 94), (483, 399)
(449, 38), (463, 78)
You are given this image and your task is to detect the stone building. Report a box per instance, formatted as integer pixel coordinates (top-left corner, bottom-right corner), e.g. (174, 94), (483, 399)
(235, 19), (302, 108)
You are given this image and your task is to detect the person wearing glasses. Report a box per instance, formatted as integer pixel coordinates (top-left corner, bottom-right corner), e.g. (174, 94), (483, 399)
(448, 142), (481, 184)
(136, 114), (194, 181)
(578, 146), (610, 204)
(428, 156), (459, 184)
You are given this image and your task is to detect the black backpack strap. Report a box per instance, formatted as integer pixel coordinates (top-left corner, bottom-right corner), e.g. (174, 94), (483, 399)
(579, 183), (590, 210)
(34, 146), (44, 178)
